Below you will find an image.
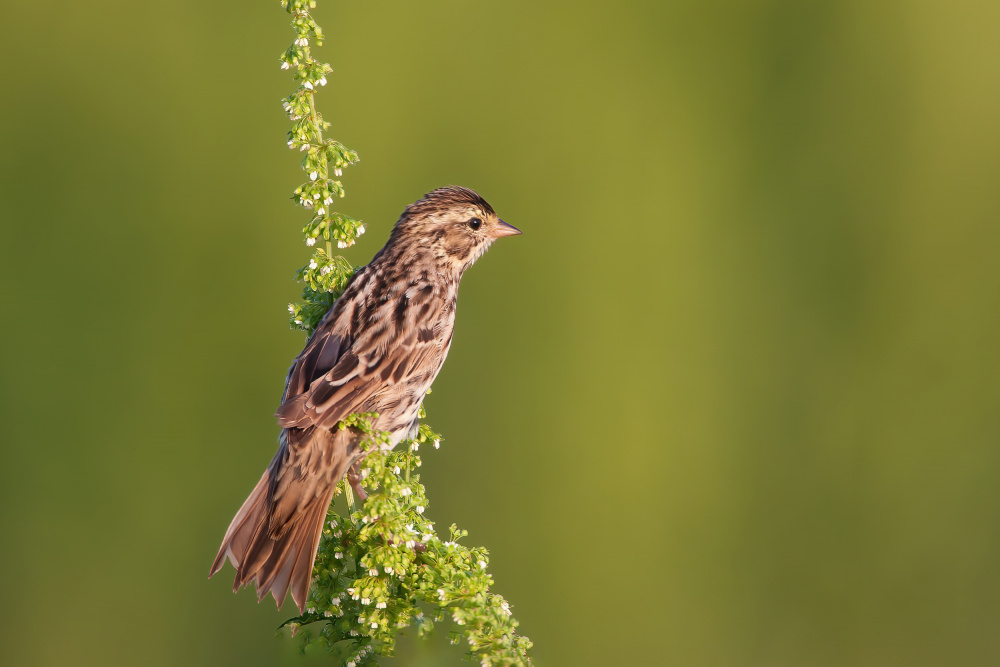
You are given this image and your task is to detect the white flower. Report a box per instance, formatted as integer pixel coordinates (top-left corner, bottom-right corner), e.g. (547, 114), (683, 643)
(392, 465), (400, 474)
(371, 622), (378, 629)
(306, 237), (316, 246)
(384, 566), (393, 574)
(349, 629), (358, 636)
(361, 597), (370, 605)
(334, 551), (343, 559)
(334, 168), (343, 177)
(295, 37), (309, 46)
(405, 540), (416, 549)
(316, 208), (325, 216)
(323, 610), (333, 617)
(376, 601), (386, 608)
(309, 171), (318, 181)
(324, 196), (334, 205)
(422, 533), (434, 541)
(287, 140), (294, 148)
(500, 600), (511, 616)
(410, 442), (419, 451)
(437, 588), (446, 600)
(357, 224), (366, 235)
(294, 319), (302, 325)
(337, 241), (347, 248)
(416, 505), (425, 514)
(320, 265), (331, 275)
(288, 304), (295, 313)
(313, 192), (320, 199)
(303, 81), (313, 90)
(318, 76), (328, 86)
(433, 439), (440, 449)
(400, 487), (412, 497)
(280, 61), (289, 70)
(478, 560), (487, 569)
(368, 568), (378, 576)
(302, 198), (313, 208)
(308, 259), (318, 269)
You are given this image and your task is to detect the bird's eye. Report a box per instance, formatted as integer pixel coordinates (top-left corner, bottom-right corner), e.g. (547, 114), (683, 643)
(468, 218), (482, 230)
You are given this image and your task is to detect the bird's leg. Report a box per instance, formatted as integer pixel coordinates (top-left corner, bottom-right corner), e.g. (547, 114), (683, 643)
(347, 461), (368, 503)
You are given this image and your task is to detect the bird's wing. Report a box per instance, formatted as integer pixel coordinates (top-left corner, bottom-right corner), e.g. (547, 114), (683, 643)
(275, 276), (449, 430)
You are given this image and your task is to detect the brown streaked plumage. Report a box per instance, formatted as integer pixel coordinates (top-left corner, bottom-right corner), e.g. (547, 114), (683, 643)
(209, 186), (520, 612)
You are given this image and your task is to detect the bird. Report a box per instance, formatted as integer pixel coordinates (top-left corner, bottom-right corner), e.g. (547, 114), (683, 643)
(209, 185), (521, 612)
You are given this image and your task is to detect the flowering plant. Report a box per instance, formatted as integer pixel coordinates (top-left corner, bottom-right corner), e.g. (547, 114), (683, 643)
(273, 2), (532, 665)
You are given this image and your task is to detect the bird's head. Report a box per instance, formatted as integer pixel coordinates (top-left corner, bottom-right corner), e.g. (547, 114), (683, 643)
(388, 186), (521, 276)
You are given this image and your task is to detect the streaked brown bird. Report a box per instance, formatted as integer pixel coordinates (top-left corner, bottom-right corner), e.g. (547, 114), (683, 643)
(209, 186), (520, 612)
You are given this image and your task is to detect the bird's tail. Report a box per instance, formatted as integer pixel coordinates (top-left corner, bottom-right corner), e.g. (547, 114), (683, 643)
(209, 428), (356, 612)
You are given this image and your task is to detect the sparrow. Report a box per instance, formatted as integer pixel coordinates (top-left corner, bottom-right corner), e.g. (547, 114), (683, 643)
(209, 186), (521, 612)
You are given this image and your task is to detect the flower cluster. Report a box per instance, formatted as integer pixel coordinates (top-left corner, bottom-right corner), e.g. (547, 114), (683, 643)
(279, 0), (363, 334)
(275, 1), (531, 664)
(280, 417), (532, 666)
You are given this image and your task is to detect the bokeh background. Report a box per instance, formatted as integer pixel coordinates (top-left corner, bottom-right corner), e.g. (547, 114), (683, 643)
(1, 0), (999, 665)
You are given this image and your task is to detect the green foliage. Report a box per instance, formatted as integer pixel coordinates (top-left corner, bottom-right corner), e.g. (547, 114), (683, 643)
(274, 2), (532, 664)
(280, 0), (362, 333)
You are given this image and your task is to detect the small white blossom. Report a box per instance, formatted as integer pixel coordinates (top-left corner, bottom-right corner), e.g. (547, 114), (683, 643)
(384, 566), (393, 574)
(287, 140), (294, 148)
(334, 168), (343, 177)
(392, 465), (400, 474)
(410, 442), (419, 451)
(405, 539), (416, 549)
(316, 208), (325, 216)
(303, 81), (313, 90)
(320, 265), (331, 275)
(416, 505), (425, 514)
(349, 629), (358, 637)
(334, 551), (343, 559)
(280, 61), (289, 70)
(318, 76), (327, 86)
(500, 600), (511, 616)
(422, 533), (434, 541)
(308, 259), (318, 269)
(361, 597), (371, 605)
(323, 610), (333, 617)
(306, 237), (316, 246)
(313, 192), (320, 199)
(371, 622), (378, 629)
(323, 196), (334, 205)
(376, 601), (386, 608)
(400, 487), (412, 497)
(433, 439), (440, 449)
(294, 319), (302, 325)
(357, 224), (366, 235)
(337, 240), (348, 248)
(302, 198), (313, 208)
(368, 568), (378, 576)
(295, 37), (309, 46)
(437, 588), (446, 601)
(309, 171), (318, 181)
(288, 304), (295, 313)
(478, 560), (487, 569)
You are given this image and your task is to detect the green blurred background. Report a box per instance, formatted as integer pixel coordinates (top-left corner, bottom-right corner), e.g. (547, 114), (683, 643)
(2, 0), (999, 665)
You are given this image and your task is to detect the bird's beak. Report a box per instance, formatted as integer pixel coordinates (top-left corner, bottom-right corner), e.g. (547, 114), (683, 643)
(493, 219), (522, 238)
